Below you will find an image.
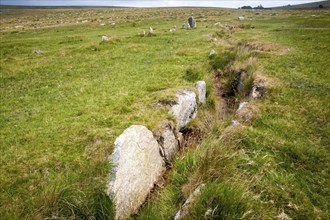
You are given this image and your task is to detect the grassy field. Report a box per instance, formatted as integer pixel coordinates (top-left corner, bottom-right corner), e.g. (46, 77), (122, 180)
(1, 7), (329, 219)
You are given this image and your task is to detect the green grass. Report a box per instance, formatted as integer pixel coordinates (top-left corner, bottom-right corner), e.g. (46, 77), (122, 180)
(1, 8), (329, 219)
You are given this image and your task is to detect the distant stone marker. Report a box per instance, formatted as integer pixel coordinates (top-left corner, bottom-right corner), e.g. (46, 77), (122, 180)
(188, 17), (196, 28)
(238, 16), (245, 21)
(102, 35), (109, 41)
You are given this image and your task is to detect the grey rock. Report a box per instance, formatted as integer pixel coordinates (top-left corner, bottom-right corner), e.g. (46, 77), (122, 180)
(107, 125), (165, 220)
(237, 71), (247, 93)
(249, 86), (264, 99)
(196, 81), (206, 105)
(174, 184), (205, 220)
(149, 26), (154, 34)
(209, 49), (216, 56)
(188, 17), (196, 28)
(34, 49), (43, 54)
(102, 35), (109, 41)
(182, 23), (186, 29)
(157, 123), (180, 163)
(169, 90), (197, 130)
(238, 16), (245, 21)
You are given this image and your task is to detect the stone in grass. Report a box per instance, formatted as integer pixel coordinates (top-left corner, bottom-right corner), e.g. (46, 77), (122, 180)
(102, 35), (109, 41)
(188, 16), (196, 28)
(209, 49), (216, 56)
(249, 85), (264, 99)
(34, 49), (43, 54)
(182, 23), (186, 29)
(169, 90), (197, 130)
(156, 122), (183, 163)
(107, 125), (165, 220)
(196, 81), (206, 105)
(238, 16), (245, 21)
(174, 184), (206, 220)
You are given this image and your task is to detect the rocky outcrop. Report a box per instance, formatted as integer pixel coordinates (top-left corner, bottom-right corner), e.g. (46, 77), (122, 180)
(170, 90), (197, 130)
(196, 81), (206, 105)
(107, 125), (166, 220)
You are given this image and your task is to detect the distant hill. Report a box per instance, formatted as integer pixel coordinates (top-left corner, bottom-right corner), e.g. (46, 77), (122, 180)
(271, 0), (330, 9)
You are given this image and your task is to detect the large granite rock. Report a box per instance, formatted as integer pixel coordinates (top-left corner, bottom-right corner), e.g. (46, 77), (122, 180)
(170, 90), (197, 130)
(196, 81), (206, 104)
(107, 125), (165, 219)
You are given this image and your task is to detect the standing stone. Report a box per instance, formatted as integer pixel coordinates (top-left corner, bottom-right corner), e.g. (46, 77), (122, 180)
(169, 90), (197, 130)
(237, 71), (247, 92)
(196, 81), (206, 105)
(188, 17), (196, 28)
(149, 26), (154, 34)
(157, 123), (181, 163)
(107, 125), (165, 220)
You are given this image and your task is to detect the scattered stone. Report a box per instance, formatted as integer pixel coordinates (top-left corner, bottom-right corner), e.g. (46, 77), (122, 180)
(196, 81), (206, 105)
(15, 25), (24, 29)
(277, 210), (292, 220)
(238, 16), (245, 21)
(188, 16), (196, 28)
(214, 22), (222, 26)
(174, 184), (205, 220)
(209, 49), (216, 56)
(100, 23), (105, 26)
(111, 22), (116, 27)
(102, 35), (109, 42)
(149, 26), (154, 34)
(182, 23), (186, 29)
(107, 125), (165, 220)
(236, 102), (257, 122)
(169, 90), (197, 130)
(187, 23), (191, 29)
(34, 49), (43, 54)
(231, 120), (240, 126)
(139, 30), (146, 36)
(81, 20), (89, 23)
(249, 85), (264, 99)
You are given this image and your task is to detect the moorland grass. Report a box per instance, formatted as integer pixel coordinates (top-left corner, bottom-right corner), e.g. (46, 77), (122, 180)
(0, 8), (329, 219)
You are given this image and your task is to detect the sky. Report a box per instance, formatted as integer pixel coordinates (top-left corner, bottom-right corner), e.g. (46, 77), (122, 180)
(0, 0), (324, 8)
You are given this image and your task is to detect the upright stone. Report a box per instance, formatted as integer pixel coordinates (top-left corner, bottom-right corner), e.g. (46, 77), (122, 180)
(169, 90), (197, 130)
(196, 81), (206, 104)
(188, 17), (196, 29)
(107, 125), (165, 219)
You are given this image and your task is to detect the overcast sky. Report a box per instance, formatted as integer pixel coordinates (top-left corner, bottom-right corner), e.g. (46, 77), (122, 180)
(0, 0), (324, 8)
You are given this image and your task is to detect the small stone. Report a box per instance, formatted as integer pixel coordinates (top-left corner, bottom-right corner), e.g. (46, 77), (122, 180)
(238, 16), (245, 21)
(196, 81), (206, 105)
(214, 22), (222, 26)
(100, 23), (105, 26)
(149, 26), (154, 34)
(182, 23), (186, 29)
(34, 49), (43, 54)
(249, 86), (264, 99)
(102, 35), (109, 41)
(209, 49), (216, 56)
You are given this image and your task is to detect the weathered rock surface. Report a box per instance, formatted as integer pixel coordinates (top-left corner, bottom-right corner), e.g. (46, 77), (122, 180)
(196, 81), (206, 104)
(102, 35), (109, 41)
(188, 17), (196, 28)
(170, 90), (197, 130)
(107, 125), (165, 220)
(174, 184), (205, 220)
(236, 102), (257, 122)
(156, 122), (181, 163)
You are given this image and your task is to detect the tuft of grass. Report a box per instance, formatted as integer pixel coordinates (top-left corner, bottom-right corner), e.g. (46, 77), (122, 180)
(209, 50), (236, 71)
(183, 66), (204, 82)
